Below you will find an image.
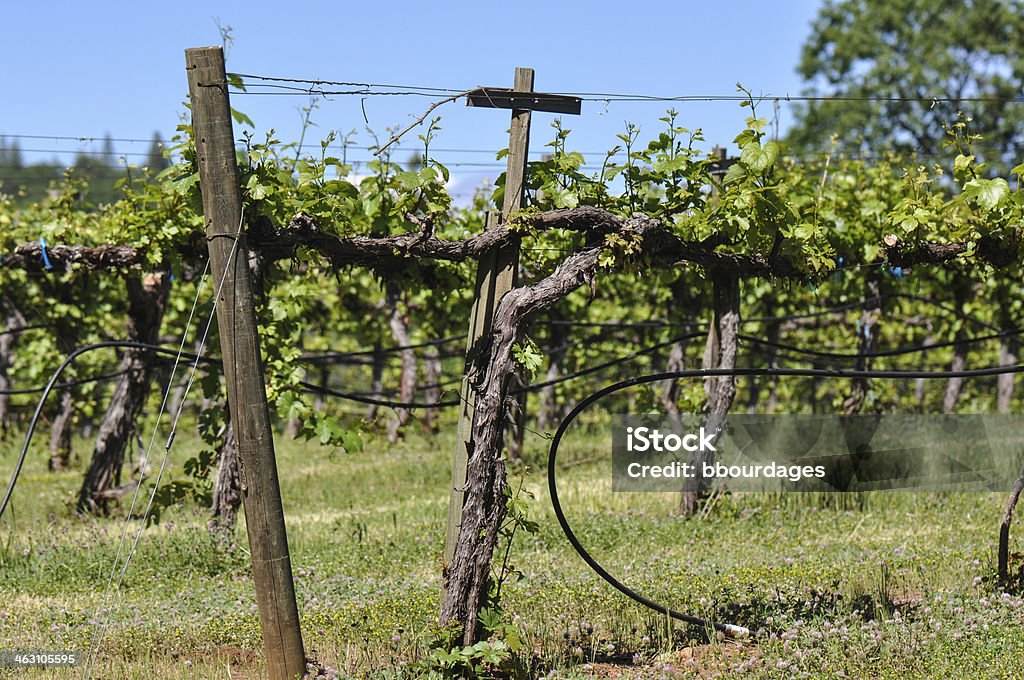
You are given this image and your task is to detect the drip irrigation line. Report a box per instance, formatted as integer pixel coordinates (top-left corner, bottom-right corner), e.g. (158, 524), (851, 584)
(2, 315), (1016, 416)
(549, 320), (701, 329)
(548, 300), (864, 331)
(0, 341), (219, 523)
(890, 293), (1001, 332)
(546, 293), (1000, 334)
(744, 299), (866, 324)
(84, 229), (229, 680)
(4, 321), (1019, 523)
(297, 380), (461, 408)
(0, 323), (50, 337)
(738, 328), (1023, 361)
(0, 364), (161, 396)
(547, 359), (1024, 639)
(519, 332), (707, 393)
(299, 334), (465, 363)
(539, 320), (675, 356)
(297, 331), (705, 407)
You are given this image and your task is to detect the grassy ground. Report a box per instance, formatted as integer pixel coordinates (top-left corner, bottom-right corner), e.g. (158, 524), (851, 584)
(0, 420), (1022, 678)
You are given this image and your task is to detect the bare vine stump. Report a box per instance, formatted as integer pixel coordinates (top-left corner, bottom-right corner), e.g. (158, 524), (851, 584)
(78, 273), (170, 514)
(680, 271), (740, 517)
(999, 464), (1024, 585)
(210, 420), (241, 535)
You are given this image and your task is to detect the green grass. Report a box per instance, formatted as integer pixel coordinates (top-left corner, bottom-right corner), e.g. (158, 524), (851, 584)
(0, 419), (1022, 678)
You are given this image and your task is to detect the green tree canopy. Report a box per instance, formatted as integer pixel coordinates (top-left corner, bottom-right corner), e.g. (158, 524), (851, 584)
(788, 0), (1024, 171)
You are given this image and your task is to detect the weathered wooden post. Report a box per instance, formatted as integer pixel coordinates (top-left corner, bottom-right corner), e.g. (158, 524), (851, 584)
(185, 46), (306, 679)
(442, 68), (580, 567)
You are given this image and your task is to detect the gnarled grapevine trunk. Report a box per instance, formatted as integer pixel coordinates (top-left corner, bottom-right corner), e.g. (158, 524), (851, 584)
(209, 419), (240, 535)
(679, 270), (740, 517)
(441, 239), (612, 646)
(0, 296), (27, 437)
(78, 273), (170, 514)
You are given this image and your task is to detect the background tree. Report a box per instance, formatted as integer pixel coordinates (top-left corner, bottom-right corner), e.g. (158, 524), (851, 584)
(787, 0), (1024, 172)
(145, 132), (170, 173)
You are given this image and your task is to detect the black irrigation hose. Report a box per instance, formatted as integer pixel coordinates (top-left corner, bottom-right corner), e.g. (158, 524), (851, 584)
(550, 320), (701, 329)
(0, 323), (50, 337)
(548, 293), (1001, 333)
(0, 342), (220, 522)
(295, 333), (705, 408)
(6, 341), (1024, 636)
(891, 293), (1000, 332)
(541, 320), (674, 355)
(546, 361), (1024, 639)
(299, 334), (466, 363)
(5, 326), (1021, 520)
(548, 300), (863, 330)
(297, 380), (462, 409)
(519, 332), (707, 393)
(525, 325), (1022, 395)
(744, 299), (866, 325)
(737, 328), (1024, 362)
(0, 364), (169, 396)
(2, 321), (1015, 412)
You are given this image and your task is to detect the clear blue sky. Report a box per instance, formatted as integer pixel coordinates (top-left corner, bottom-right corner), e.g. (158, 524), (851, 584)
(4, 0), (824, 198)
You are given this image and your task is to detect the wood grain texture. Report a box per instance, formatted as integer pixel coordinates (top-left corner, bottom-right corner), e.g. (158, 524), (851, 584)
(186, 46), (306, 680)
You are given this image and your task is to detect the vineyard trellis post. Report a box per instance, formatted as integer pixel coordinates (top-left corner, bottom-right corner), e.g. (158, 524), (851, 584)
(185, 46), (306, 679)
(442, 67), (581, 568)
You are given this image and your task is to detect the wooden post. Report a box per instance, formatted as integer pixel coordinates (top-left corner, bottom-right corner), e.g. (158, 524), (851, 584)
(185, 46), (306, 680)
(443, 67), (535, 568)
